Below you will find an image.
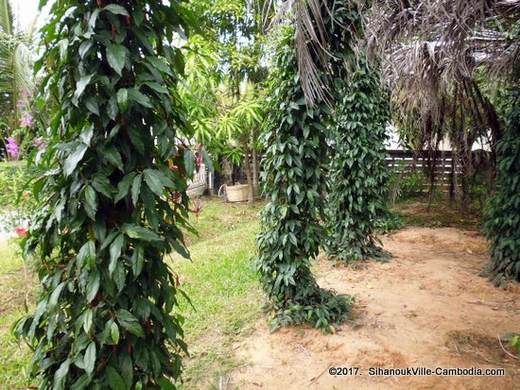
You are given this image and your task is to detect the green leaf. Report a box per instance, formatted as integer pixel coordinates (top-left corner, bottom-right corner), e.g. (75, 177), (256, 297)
(171, 240), (190, 260)
(201, 148), (213, 171)
(92, 175), (114, 199)
(131, 174), (142, 206)
(104, 147), (124, 171)
(84, 342), (96, 375)
(128, 88), (152, 108)
(183, 149), (196, 177)
(49, 282), (66, 310)
(116, 173), (137, 203)
(87, 7), (101, 27)
(110, 321), (120, 344)
(143, 169), (165, 196)
(73, 74), (94, 105)
(103, 4), (129, 16)
(106, 366), (126, 390)
(116, 309), (145, 338)
(83, 309), (93, 334)
(131, 246), (144, 277)
(71, 374), (91, 390)
(80, 125), (94, 145)
(127, 126), (146, 154)
(79, 40), (93, 59)
(86, 271), (100, 303)
(107, 96), (119, 120)
(64, 144), (88, 177)
(122, 224), (161, 242)
(84, 185), (98, 220)
(117, 89), (129, 112)
(143, 81), (168, 94)
(53, 358), (71, 390)
(120, 354), (134, 389)
(106, 43), (127, 76)
(109, 234), (125, 276)
(147, 57), (171, 75)
(85, 97), (100, 116)
(78, 240), (96, 269)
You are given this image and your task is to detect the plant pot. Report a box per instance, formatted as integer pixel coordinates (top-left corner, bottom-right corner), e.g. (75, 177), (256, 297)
(225, 184), (250, 203)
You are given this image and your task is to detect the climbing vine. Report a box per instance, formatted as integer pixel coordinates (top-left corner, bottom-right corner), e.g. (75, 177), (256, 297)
(255, 24), (353, 333)
(15, 1), (195, 388)
(483, 90), (520, 286)
(325, 56), (391, 263)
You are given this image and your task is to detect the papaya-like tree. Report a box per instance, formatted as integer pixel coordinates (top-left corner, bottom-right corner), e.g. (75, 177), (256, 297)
(325, 56), (391, 263)
(15, 1), (195, 388)
(483, 90), (520, 286)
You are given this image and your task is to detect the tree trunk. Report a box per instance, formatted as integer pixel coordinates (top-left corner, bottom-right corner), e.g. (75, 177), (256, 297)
(244, 146), (254, 204)
(252, 144), (259, 197)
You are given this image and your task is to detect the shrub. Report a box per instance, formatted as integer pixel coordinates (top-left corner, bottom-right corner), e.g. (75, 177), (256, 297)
(0, 161), (32, 210)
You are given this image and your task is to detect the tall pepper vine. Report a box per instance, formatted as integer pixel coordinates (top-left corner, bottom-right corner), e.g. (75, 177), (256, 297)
(483, 90), (520, 286)
(15, 1), (195, 388)
(325, 56), (391, 263)
(255, 17), (355, 332)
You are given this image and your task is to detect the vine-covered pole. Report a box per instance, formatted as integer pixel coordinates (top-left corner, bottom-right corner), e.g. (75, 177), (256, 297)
(483, 90), (520, 286)
(256, 27), (352, 332)
(325, 55), (391, 263)
(15, 1), (196, 388)
(256, 0), (372, 332)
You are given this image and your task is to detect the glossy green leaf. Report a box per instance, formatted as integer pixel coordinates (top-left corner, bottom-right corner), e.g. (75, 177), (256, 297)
(106, 43), (127, 76)
(84, 341), (97, 375)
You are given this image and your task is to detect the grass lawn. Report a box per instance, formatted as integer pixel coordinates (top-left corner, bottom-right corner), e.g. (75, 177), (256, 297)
(0, 197), (263, 389)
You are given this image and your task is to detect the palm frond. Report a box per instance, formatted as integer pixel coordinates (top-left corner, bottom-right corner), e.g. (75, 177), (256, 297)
(0, 0), (13, 35)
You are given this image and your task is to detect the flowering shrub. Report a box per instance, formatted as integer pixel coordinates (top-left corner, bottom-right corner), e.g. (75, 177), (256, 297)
(20, 112), (34, 128)
(6, 137), (20, 160)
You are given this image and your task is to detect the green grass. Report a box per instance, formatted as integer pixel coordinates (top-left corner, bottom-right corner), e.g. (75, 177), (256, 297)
(0, 240), (35, 389)
(174, 199), (263, 389)
(0, 197), (263, 389)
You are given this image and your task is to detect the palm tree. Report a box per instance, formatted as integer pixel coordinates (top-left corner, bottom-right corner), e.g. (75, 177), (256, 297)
(0, 0), (34, 141)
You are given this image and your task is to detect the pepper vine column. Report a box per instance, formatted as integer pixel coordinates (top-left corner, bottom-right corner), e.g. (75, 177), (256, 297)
(16, 1), (194, 388)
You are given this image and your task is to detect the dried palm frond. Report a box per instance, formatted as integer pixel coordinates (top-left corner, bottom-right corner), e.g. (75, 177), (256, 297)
(366, 0), (519, 148)
(368, 0), (520, 85)
(262, 0), (368, 106)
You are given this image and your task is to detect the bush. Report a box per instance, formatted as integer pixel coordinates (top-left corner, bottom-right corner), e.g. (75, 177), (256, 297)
(388, 167), (427, 204)
(505, 333), (520, 356)
(0, 161), (33, 210)
(375, 211), (404, 234)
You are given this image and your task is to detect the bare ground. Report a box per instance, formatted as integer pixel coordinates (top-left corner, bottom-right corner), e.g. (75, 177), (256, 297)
(231, 227), (520, 389)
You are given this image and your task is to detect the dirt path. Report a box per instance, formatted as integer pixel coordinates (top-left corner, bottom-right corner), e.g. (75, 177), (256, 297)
(231, 227), (520, 389)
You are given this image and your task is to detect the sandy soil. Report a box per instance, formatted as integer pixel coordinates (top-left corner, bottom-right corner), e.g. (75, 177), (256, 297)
(231, 227), (520, 389)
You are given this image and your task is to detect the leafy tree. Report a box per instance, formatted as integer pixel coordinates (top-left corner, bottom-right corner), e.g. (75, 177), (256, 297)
(256, 27), (352, 333)
(15, 1), (195, 388)
(325, 57), (391, 263)
(182, 0), (270, 199)
(483, 90), (520, 286)
(0, 0), (35, 142)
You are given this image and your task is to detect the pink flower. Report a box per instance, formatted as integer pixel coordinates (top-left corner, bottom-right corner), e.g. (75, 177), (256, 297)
(20, 112), (33, 127)
(6, 137), (20, 160)
(33, 137), (47, 150)
(15, 227), (28, 237)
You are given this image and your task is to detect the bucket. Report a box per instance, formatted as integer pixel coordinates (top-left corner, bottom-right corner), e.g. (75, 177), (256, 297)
(225, 184), (250, 203)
